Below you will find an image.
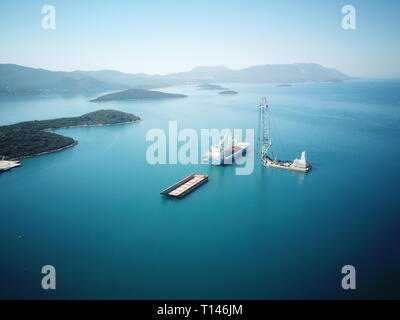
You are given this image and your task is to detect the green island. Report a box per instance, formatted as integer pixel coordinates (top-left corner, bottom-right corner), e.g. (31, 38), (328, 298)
(197, 84), (228, 91)
(219, 90), (238, 95)
(0, 110), (141, 160)
(90, 88), (187, 102)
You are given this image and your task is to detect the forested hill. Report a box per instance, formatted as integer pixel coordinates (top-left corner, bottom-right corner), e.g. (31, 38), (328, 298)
(0, 110), (140, 160)
(90, 88), (187, 102)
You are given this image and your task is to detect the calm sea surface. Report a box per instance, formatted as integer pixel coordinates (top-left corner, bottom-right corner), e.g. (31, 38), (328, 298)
(1, 80), (399, 299)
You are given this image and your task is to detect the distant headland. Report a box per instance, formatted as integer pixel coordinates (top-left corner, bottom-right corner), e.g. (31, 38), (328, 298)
(90, 88), (187, 102)
(197, 84), (228, 91)
(219, 90), (238, 95)
(0, 110), (141, 160)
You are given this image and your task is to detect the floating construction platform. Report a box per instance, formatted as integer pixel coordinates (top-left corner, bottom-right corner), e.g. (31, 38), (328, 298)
(263, 158), (312, 172)
(0, 160), (21, 173)
(258, 97), (312, 173)
(160, 174), (208, 198)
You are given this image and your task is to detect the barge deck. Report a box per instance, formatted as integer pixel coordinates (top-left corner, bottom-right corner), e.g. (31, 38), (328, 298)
(160, 174), (208, 198)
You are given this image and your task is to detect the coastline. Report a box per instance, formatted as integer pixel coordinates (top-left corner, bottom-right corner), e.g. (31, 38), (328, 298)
(43, 118), (143, 131)
(9, 140), (79, 161)
(6, 118), (143, 161)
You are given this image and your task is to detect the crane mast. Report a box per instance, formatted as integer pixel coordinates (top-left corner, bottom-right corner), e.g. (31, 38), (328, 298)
(258, 97), (311, 172)
(258, 97), (272, 162)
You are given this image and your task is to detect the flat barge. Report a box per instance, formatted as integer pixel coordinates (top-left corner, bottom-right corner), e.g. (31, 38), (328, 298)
(263, 157), (312, 172)
(160, 174), (208, 198)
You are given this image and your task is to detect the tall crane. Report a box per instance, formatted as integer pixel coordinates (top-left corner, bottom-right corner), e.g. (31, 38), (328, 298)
(258, 97), (312, 172)
(258, 97), (273, 163)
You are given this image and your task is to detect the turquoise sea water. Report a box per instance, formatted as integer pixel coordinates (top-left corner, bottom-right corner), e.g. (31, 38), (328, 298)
(1, 80), (400, 299)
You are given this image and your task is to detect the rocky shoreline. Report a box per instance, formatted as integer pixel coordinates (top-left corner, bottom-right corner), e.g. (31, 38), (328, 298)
(0, 159), (22, 173)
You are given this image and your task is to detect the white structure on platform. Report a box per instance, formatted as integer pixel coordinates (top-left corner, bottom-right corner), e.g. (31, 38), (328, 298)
(293, 151), (308, 169)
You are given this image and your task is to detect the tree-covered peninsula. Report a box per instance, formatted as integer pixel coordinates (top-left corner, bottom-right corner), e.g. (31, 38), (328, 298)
(0, 110), (141, 160)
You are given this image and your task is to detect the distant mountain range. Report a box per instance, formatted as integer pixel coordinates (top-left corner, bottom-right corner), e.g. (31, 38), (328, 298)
(0, 63), (352, 95)
(175, 64), (352, 83)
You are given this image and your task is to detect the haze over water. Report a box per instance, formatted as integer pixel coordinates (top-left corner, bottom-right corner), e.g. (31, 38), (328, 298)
(1, 79), (399, 299)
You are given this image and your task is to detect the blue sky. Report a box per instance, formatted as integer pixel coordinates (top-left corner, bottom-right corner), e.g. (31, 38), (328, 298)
(0, 0), (399, 77)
